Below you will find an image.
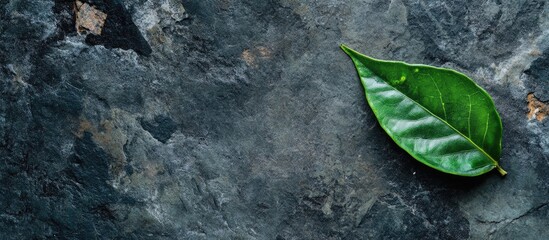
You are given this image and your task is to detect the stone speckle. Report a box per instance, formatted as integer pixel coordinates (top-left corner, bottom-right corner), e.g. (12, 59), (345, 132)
(140, 115), (178, 143)
(1, 0), (548, 239)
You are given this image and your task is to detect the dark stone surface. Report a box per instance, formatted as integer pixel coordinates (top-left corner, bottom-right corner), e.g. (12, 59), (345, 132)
(140, 115), (178, 143)
(1, 0), (548, 239)
(83, 0), (153, 56)
(526, 50), (549, 101)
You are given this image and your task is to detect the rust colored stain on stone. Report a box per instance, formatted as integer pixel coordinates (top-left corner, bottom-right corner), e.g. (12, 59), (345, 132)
(241, 46), (273, 67)
(76, 118), (127, 175)
(74, 0), (107, 35)
(527, 93), (549, 122)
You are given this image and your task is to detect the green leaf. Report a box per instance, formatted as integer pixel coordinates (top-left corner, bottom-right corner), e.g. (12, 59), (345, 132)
(341, 44), (506, 177)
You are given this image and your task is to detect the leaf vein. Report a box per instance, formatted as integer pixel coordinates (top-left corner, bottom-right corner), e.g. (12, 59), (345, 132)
(429, 75), (447, 120)
(482, 112), (490, 148)
(468, 95), (472, 138)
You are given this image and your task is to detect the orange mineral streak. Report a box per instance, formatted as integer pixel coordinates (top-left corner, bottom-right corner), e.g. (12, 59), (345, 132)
(527, 93), (549, 122)
(74, 0), (107, 35)
(241, 46), (273, 68)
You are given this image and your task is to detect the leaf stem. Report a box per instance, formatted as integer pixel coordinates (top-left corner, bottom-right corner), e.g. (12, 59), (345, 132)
(496, 165), (507, 176)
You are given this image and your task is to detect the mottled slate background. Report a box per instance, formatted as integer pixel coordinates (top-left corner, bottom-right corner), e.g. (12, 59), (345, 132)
(1, 0), (548, 239)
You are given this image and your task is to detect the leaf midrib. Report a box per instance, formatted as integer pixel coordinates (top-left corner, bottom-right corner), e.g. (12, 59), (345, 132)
(365, 75), (499, 169)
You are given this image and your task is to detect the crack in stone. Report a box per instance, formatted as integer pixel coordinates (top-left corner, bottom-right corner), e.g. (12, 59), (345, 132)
(476, 202), (549, 238)
(505, 202), (549, 225)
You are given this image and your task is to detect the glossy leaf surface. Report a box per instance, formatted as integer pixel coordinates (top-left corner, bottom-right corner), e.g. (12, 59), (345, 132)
(341, 45), (506, 176)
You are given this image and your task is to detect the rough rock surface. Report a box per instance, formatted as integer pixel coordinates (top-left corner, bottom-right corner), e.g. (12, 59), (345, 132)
(1, 0), (548, 239)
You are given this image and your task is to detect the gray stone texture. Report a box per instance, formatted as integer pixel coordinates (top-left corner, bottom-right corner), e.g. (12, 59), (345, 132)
(1, 0), (548, 239)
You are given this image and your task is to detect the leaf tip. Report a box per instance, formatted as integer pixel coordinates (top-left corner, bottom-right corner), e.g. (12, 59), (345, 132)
(340, 44), (351, 54)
